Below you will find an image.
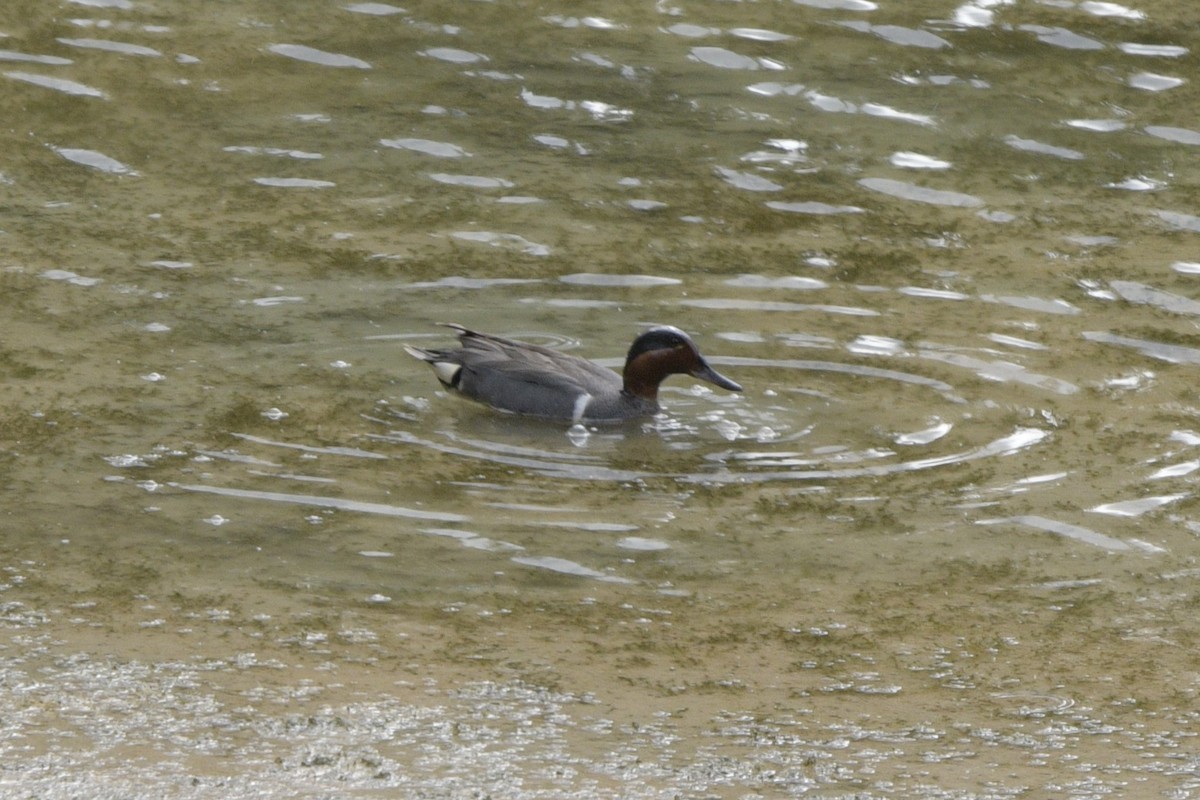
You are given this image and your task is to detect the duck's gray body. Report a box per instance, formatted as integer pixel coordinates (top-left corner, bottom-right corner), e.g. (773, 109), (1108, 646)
(404, 324), (741, 424)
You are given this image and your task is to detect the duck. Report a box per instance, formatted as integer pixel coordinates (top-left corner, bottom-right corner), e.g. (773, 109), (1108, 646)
(404, 323), (743, 423)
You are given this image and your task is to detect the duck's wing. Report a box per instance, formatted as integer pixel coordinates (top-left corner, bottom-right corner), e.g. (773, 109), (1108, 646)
(461, 354), (621, 419)
(439, 329), (618, 419)
(451, 325), (622, 386)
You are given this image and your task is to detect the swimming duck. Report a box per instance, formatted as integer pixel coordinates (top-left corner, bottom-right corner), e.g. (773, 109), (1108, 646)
(404, 323), (742, 423)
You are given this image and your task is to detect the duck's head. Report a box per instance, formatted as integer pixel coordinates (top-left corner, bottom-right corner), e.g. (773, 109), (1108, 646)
(622, 326), (743, 400)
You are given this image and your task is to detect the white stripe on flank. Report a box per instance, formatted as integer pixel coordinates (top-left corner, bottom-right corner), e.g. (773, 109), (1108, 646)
(432, 361), (461, 386)
(572, 393), (593, 423)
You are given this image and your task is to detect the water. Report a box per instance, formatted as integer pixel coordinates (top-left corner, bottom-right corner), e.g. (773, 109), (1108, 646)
(3, 0), (1200, 796)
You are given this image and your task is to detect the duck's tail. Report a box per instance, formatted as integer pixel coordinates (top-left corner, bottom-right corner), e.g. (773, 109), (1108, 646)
(402, 344), (434, 362)
(404, 344), (462, 388)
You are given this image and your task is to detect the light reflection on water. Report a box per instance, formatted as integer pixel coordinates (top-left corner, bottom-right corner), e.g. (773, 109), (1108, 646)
(3, 0), (1200, 795)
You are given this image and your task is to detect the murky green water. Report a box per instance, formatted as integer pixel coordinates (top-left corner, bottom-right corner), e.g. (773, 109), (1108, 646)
(4, 0), (1200, 796)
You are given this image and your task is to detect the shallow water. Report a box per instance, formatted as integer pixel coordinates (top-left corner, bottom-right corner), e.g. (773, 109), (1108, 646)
(4, 0), (1200, 796)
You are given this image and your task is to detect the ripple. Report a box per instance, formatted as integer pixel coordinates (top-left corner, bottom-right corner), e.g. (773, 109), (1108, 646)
(429, 173), (514, 188)
(519, 89), (633, 121)
(371, 429), (649, 481)
(380, 137), (471, 157)
(250, 296), (304, 307)
(533, 520), (638, 533)
(396, 276), (541, 289)
(583, 100), (633, 122)
(1003, 135), (1084, 160)
(918, 348), (1078, 395)
(1081, 1), (1143, 19)
(1153, 210), (1200, 233)
(992, 691), (1077, 717)
(253, 177), (335, 188)
(1106, 176), (1164, 191)
(1091, 495), (1187, 517)
(1065, 235), (1117, 247)
(543, 15), (625, 30)
(987, 334), (1047, 351)
(572, 54), (617, 74)
(560, 273), (681, 287)
(1148, 461), (1200, 479)
(898, 287), (969, 301)
(790, 0), (877, 8)
(689, 46), (783, 71)
(1083, 331), (1200, 365)
(1066, 118), (1127, 132)
(890, 151), (951, 170)
(724, 275), (827, 290)
(858, 178), (984, 208)
(171, 482), (466, 522)
(193, 449), (280, 467)
(617, 537), (671, 551)
(897, 73), (990, 89)
(954, 0), (998, 26)
(744, 138), (808, 164)
(450, 231), (549, 256)
(859, 101), (936, 127)
(224, 145), (323, 160)
(730, 28), (795, 42)
(423, 527), (522, 552)
(664, 23), (718, 38)
(521, 88), (569, 109)
(1110, 280), (1200, 315)
(420, 47), (488, 64)
(344, 2), (407, 14)
(1171, 430), (1200, 446)
(485, 501), (587, 513)
(895, 421), (952, 445)
(977, 516), (1136, 552)
(268, 43), (370, 69)
(42, 269), (102, 287)
(838, 21), (951, 49)
(5, 71), (106, 97)
(717, 356), (965, 403)
(1118, 43), (1188, 57)
(1145, 126), (1200, 145)
(680, 298), (878, 316)
(1129, 73), (1184, 91)
(747, 82), (806, 97)
(1019, 25), (1104, 51)
(57, 37), (162, 57)
(715, 166), (783, 192)
(469, 69), (522, 81)
(766, 200), (864, 215)
(698, 428), (1044, 484)
(848, 334), (906, 355)
(0, 50), (73, 65)
(49, 145), (137, 175)
(232, 432), (387, 460)
(512, 555), (634, 584)
(533, 133), (569, 149)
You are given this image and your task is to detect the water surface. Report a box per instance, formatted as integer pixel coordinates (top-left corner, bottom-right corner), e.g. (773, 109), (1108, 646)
(3, 0), (1200, 796)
